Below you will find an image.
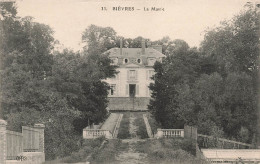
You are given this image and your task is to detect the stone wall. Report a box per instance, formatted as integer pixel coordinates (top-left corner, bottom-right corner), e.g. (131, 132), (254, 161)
(108, 97), (150, 111)
(6, 152), (45, 164)
(0, 119), (45, 164)
(0, 120), (7, 164)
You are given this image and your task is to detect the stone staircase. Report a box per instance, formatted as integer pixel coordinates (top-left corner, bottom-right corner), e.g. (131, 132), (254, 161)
(101, 113), (121, 132)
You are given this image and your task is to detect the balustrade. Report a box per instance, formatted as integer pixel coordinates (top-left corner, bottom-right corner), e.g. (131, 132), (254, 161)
(83, 129), (112, 139)
(156, 129), (184, 138)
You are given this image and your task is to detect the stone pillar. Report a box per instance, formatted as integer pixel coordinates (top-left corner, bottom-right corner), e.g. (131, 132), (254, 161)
(156, 129), (163, 138)
(34, 124), (45, 153)
(0, 119), (7, 164)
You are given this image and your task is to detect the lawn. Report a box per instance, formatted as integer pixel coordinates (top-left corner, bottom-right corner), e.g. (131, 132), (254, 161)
(133, 138), (207, 164)
(90, 139), (128, 164)
(133, 112), (149, 139)
(117, 112), (131, 139)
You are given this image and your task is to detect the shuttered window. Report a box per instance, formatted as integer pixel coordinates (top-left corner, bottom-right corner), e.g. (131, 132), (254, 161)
(136, 84), (139, 96)
(128, 70), (138, 80)
(125, 84), (129, 95)
(110, 84), (116, 96)
(147, 70), (154, 81)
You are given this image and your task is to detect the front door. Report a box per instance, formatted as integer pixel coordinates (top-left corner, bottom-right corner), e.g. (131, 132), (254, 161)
(129, 84), (136, 98)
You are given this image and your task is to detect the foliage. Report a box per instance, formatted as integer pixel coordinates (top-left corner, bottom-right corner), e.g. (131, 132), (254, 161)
(149, 3), (258, 143)
(91, 139), (127, 164)
(1, 2), (117, 160)
(149, 46), (201, 129)
(134, 138), (205, 164)
(82, 24), (117, 55)
(60, 137), (105, 163)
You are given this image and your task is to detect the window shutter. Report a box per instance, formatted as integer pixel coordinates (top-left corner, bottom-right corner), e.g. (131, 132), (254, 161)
(116, 84), (118, 96)
(135, 70), (138, 80)
(127, 70), (129, 80)
(146, 70), (149, 80)
(136, 84), (139, 96)
(126, 84), (129, 95)
(146, 85), (149, 96)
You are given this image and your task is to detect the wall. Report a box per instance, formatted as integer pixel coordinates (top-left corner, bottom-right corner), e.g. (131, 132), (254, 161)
(0, 119), (45, 164)
(108, 97), (150, 110)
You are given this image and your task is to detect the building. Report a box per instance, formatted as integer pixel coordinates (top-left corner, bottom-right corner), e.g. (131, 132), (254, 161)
(201, 149), (260, 163)
(103, 39), (165, 111)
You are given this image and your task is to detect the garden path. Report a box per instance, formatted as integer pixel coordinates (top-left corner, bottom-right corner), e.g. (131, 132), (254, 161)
(116, 113), (149, 164)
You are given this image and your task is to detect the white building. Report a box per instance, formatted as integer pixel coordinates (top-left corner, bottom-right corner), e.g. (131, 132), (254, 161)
(103, 39), (165, 110)
(201, 149), (260, 163)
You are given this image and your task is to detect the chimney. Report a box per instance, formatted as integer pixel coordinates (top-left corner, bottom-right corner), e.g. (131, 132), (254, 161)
(147, 41), (151, 47)
(120, 38), (123, 55)
(141, 38), (145, 55)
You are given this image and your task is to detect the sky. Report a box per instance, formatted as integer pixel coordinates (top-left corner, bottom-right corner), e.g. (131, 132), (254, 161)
(16, 0), (248, 51)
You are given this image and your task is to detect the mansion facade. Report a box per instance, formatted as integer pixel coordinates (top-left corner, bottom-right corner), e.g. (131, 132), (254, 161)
(103, 39), (165, 110)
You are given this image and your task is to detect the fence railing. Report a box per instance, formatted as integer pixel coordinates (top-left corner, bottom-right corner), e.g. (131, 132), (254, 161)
(198, 134), (253, 149)
(6, 130), (23, 160)
(83, 129), (113, 139)
(156, 129), (184, 138)
(22, 126), (40, 152)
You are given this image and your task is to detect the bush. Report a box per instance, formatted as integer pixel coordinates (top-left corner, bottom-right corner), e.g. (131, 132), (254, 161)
(91, 139), (128, 164)
(134, 138), (204, 163)
(60, 137), (106, 163)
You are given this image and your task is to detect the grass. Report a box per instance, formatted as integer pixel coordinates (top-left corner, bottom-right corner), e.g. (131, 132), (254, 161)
(90, 139), (128, 164)
(59, 136), (106, 163)
(133, 112), (149, 139)
(117, 112), (131, 139)
(133, 138), (207, 164)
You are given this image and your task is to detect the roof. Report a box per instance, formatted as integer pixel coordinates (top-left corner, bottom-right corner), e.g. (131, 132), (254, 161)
(105, 48), (165, 58)
(201, 149), (260, 161)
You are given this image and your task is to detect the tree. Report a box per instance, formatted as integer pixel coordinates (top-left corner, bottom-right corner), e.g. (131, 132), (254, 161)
(150, 4), (258, 143)
(82, 24), (117, 55)
(149, 46), (201, 128)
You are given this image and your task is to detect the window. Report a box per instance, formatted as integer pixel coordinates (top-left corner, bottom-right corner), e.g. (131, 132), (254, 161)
(148, 58), (156, 66)
(124, 58), (128, 64)
(137, 58), (141, 64)
(129, 70), (136, 80)
(147, 70), (155, 80)
(110, 84), (116, 95)
(128, 70), (138, 80)
(147, 85), (152, 97)
(157, 58), (162, 63)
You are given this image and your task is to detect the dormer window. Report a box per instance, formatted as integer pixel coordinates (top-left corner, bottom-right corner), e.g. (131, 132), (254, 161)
(124, 58), (128, 64)
(137, 58), (142, 64)
(157, 58), (162, 63)
(148, 58), (156, 66)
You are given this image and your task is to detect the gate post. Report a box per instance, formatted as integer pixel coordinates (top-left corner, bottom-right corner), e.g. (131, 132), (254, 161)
(34, 124), (45, 153)
(0, 119), (7, 164)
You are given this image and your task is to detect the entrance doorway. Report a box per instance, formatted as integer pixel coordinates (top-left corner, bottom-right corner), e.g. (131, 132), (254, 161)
(129, 84), (136, 98)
